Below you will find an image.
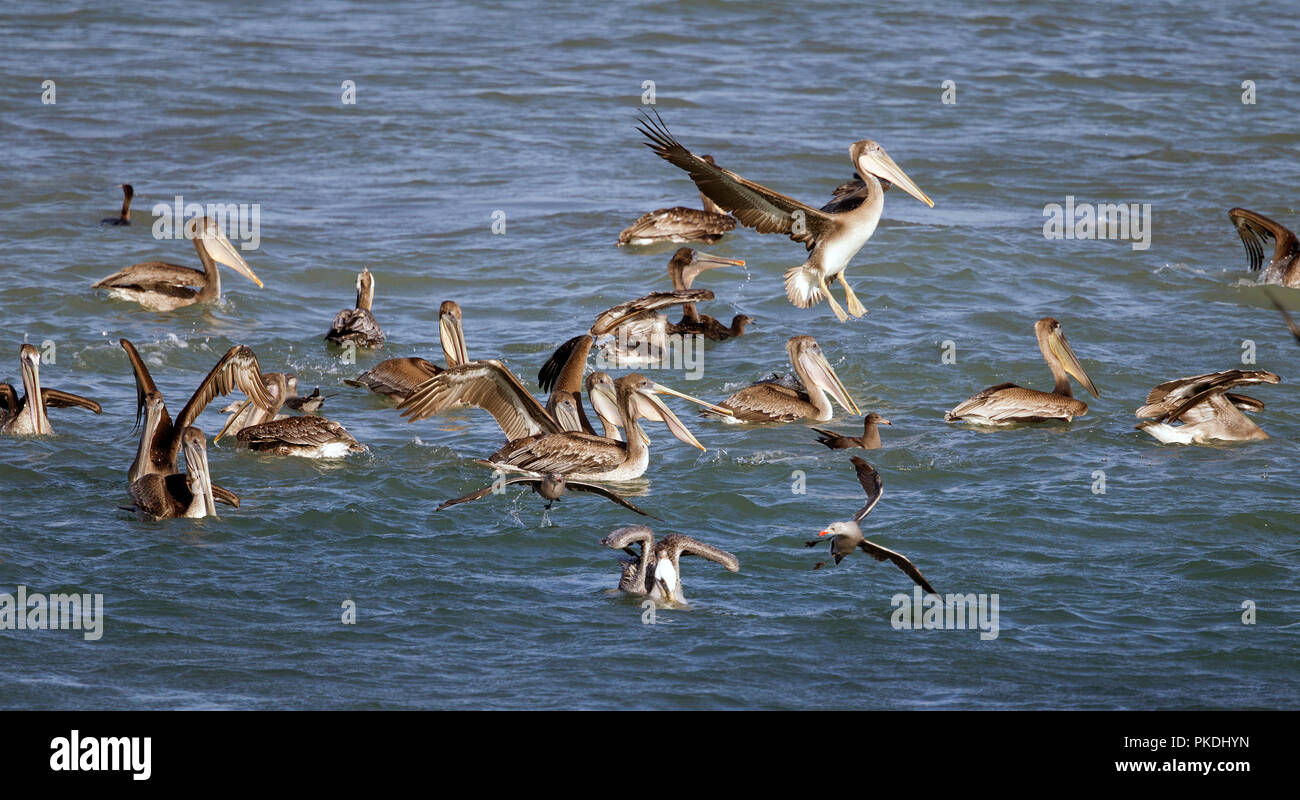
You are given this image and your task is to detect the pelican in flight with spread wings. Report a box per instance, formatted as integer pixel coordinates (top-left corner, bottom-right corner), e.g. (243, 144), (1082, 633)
(1135, 369), (1280, 444)
(638, 110), (933, 322)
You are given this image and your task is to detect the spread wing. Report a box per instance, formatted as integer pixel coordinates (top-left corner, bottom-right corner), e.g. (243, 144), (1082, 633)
(857, 538), (937, 594)
(489, 432), (627, 475)
(659, 533), (740, 572)
(1229, 208), (1300, 272)
(538, 334), (593, 395)
(591, 290), (713, 336)
(120, 338), (168, 432)
(436, 476), (538, 511)
(40, 388), (102, 413)
(638, 109), (837, 249)
(850, 457), (883, 522)
(566, 481), (658, 518)
(397, 360), (564, 440)
(174, 345), (277, 431)
(1136, 370), (1280, 421)
(346, 357), (441, 399)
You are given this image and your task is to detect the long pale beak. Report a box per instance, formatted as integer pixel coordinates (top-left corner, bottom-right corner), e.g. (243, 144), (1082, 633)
(634, 390), (706, 451)
(694, 252), (746, 269)
(649, 381), (733, 417)
(439, 311), (468, 368)
(215, 397), (252, 441)
(200, 223), (264, 288)
(799, 350), (860, 416)
(589, 381), (626, 442)
(185, 437), (218, 518)
(21, 353), (49, 435)
(553, 400), (583, 433)
(1048, 330), (1100, 398)
(859, 150), (933, 208)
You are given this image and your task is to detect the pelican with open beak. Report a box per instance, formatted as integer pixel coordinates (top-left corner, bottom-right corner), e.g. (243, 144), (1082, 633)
(710, 335), (859, 423)
(126, 426), (218, 520)
(1, 344), (102, 435)
(946, 317), (1099, 424)
(664, 248), (753, 340)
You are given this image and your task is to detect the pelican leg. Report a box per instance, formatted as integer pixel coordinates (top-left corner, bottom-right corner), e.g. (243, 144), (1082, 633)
(838, 273), (867, 318)
(818, 275), (848, 322)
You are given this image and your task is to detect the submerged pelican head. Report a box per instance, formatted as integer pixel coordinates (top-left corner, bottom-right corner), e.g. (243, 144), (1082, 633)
(850, 141), (933, 208)
(1035, 317), (1099, 398)
(184, 216), (263, 288)
(787, 335), (860, 416)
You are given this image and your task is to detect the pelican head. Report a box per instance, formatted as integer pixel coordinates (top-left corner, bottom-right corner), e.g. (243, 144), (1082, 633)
(619, 373), (732, 451)
(1035, 317), (1099, 398)
(356, 268), (375, 311)
(19, 343), (50, 435)
(850, 141), (933, 208)
(439, 300), (468, 368)
(787, 335), (860, 415)
(181, 426), (217, 518)
(670, 248), (746, 287)
(183, 215), (263, 288)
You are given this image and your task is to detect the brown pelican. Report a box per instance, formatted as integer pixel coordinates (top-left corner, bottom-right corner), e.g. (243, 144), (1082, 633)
(400, 370), (729, 482)
(217, 372), (364, 458)
(1135, 369), (1280, 444)
(946, 317), (1099, 425)
(812, 412), (890, 450)
(1229, 208), (1299, 287)
(0, 344), (102, 435)
(617, 155), (738, 246)
(807, 458), (937, 593)
(126, 426), (218, 520)
(437, 472), (656, 517)
(345, 300), (467, 401)
(588, 289), (716, 367)
(711, 335), (859, 423)
(119, 338), (274, 487)
(638, 109), (933, 322)
(325, 268), (385, 348)
(101, 184), (133, 226)
(1264, 288), (1300, 344)
(663, 248), (752, 340)
(92, 216), (263, 311)
(601, 526), (739, 606)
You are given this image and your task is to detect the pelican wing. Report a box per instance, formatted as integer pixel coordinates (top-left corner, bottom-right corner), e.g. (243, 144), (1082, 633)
(857, 538), (937, 594)
(174, 345), (276, 431)
(638, 110), (836, 249)
(850, 457), (884, 522)
(93, 261), (205, 291)
(591, 290), (713, 336)
(489, 432), (626, 475)
(659, 533), (739, 572)
(602, 525), (654, 552)
(120, 338), (168, 432)
(235, 415), (358, 448)
(1265, 288), (1300, 344)
(345, 357), (441, 399)
(1229, 208), (1300, 272)
(1137, 370), (1280, 421)
(947, 383), (1077, 422)
(40, 388), (102, 413)
(616, 207), (736, 246)
(566, 481), (658, 518)
(398, 360), (564, 440)
(718, 382), (809, 422)
(538, 334), (593, 394)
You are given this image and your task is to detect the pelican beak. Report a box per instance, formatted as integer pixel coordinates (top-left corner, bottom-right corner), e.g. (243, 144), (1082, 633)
(694, 252), (746, 269)
(553, 400), (583, 432)
(439, 308), (468, 368)
(199, 220), (264, 288)
(798, 348), (860, 416)
(185, 435), (218, 518)
(858, 147), (934, 208)
(634, 390), (706, 451)
(20, 347), (49, 435)
(215, 397), (252, 441)
(1048, 328), (1100, 398)
(648, 381), (733, 417)
(589, 380), (625, 442)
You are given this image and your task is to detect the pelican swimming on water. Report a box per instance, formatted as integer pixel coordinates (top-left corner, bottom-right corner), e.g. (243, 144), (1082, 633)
(1135, 369), (1280, 444)
(101, 184), (133, 226)
(946, 317), (1099, 425)
(346, 300), (467, 401)
(125, 426), (218, 520)
(811, 412), (891, 450)
(617, 155), (738, 246)
(92, 216), (263, 311)
(0, 344), (102, 435)
(325, 268), (385, 348)
(1229, 208), (1299, 287)
(807, 458), (937, 594)
(638, 109), (933, 321)
(601, 525), (739, 606)
(437, 472), (656, 517)
(586, 289), (716, 367)
(217, 372), (364, 458)
(662, 248), (753, 340)
(711, 335), (859, 423)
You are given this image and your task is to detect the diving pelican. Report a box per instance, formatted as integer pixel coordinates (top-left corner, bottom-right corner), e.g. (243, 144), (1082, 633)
(945, 317), (1099, 424)
(1229, 208), (1299, 287)
(437, 473), (656, 517)
(217, 372), (364, 458)
(807, 458), (937, 594)
(711, 335), (859, 423)
(1135, 369), (1280, 444)
(663, 248), (753, 340)
(638, 109), (933, 322)
(325, 268), (385, 348)
(0, 344), (102, 435)
(345, 300), (467, 401)
(601, 526), (739, 606)
(92, 216), (263, 311)
(811, 412), (891, 450)
(617, 155), (738, 246)
(100, 184), (133, 226)
(125, 426), (218, 520)
(399, 370), (730, 482)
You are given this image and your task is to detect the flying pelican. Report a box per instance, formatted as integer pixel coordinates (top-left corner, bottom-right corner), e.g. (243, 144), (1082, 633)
(0, 344), (102, 435)
(1229, 208), (1299, 287)
(638, 109), (933, 322)
(663, 248), (753, 340)
(399, 370), (730, 482)
(437, 473), (656, 517)
(101, 184), (133, 226)
(807, 458), (937, 593)
(125, 426), (218, 520)
(811, 412), (891, 450)
(1135, 369), (1280, 444)
(710, 335), (859, 423)
(119, 338), (274, 488)
(92, 216), (263, 311)
(617, 155), (738, 246)
(1264, 289), (1300, 344)
(217, 372), (364, 458)
(345, 300), (467, 401)
(601, 526), (739, 606)
(325, 268), (385, 348)
(946, 317), (1099, 424)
